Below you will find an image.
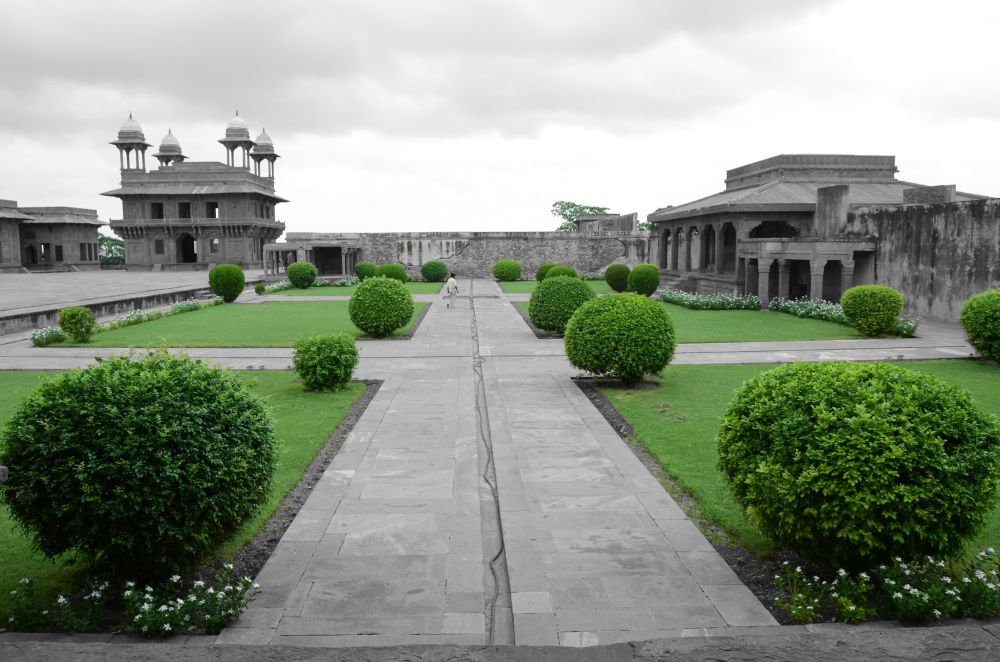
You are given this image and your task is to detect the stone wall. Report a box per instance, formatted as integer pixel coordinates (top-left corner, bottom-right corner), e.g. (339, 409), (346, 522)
(848, 198), (1000, 321)
(284, 231), (655, 279)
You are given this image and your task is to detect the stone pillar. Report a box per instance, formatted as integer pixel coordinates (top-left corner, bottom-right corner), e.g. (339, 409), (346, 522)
(690, 230), (701, 272)
(341, 250), (347, 276)
(810, 258), (827, 300)
(745, 259), (758, 296)
(757, 258), (774, 306)
(714, 224), (724, 275)
(778, 259), (791, 300)
(840, 259), (855, 301)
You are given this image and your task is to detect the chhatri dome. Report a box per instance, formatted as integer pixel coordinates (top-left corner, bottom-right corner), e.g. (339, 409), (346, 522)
(160, 129), (180, 148)
(153, 129), (186, 166)
(119, 113), (143, 135)
(111, 113), (151, 170)
(224, 111), (251, 140)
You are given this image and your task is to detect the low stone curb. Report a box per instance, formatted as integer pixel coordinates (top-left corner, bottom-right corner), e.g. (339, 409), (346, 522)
(3, 622), (1000, 660)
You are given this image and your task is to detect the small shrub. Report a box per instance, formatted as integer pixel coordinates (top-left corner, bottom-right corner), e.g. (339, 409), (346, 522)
(840, 285), (904, 336)
(545, 265), (577, 279)
(254, 283), (265, 295)
(493, 259), (522, 281)
(579, 272), (605, 281)
(58, 306), (98, 343)
(536, 263), (556, 281)
(30, 326), (65, 347)
(716, 361), (1000, 570)
(208, 264), (245, 302)
(292, 333), (359, 392)
(421, 260), (449, 282)
(374, 263), (407, 283)
(661, 289), (761, 311)
(627, 262), (660, 296)
(287, 262), (319, 289)
(960, 289), (1000, 362)
(770, 296), (849, 325)
(528, 276), (596, 334)
(314, 279), (331, 287)
(605, 264), (631, 292)
(0, 349), (278, 579)
(348, 276), (415, 338)
(355, 261), (377, 281)
(264, 280), (293, 294)
(879, 557), (960, 622)
(335, 276), (360, 287)
(564, 293), (676, 384)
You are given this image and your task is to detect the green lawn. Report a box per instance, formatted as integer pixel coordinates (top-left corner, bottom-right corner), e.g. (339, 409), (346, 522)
(0, 370), (363, 612)
(271, 282), (443, 296)
(501, 280), (614, 294)
(60, 301), (426, 347)
(602, 360), (1000, 559)
(516, 301), (860, 343)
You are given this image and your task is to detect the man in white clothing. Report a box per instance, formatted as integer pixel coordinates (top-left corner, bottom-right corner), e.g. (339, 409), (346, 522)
(446, 273), (458, 307)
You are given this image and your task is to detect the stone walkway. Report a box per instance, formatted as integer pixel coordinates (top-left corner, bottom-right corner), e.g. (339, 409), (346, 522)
(0, 278), (977, 649)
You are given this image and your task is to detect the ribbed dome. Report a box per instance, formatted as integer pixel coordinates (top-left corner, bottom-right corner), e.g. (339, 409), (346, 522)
(160, 129), (180, 147)
(119, 114), (142, 133)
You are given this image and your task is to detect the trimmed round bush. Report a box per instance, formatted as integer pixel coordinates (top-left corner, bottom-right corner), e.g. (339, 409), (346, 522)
(209, 264), (245, 302)
(293, 333), (359, 392)
(374, 263), (408, 283)
(605, 264), (631, 293)
(565, 294), (675, 384)
(287, 261), (319, 289)
(355, 261), (377, 281)
(58, 306), (98, 343)
(528, 276), (596, 334)
(960, 289), (1000, 362)
(421, 260), (449, 282)
(841, 285), (904, 336)
(348, 276), (415, 338)
(545, 265), (577, 279)
(536, 263), (556, 281)
(716, 361), (1000, 570)
(493, 259), (522, 281)
(627, 263), (660, 296)
(0, 349), (278, 579)
(254, 283), (265, 296)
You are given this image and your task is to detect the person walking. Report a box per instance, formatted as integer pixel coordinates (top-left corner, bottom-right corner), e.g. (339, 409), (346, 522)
(446, 272), (459, 307)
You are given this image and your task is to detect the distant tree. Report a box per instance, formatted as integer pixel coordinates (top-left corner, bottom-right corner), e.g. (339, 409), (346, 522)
(637, 205), (672, 231)
(99, 235), (124, 265)
(551, 201), (609, 232)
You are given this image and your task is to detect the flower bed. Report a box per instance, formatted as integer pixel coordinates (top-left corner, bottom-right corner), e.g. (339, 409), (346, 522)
(769, 296), (919, 337)
(661, 289), (761, 311)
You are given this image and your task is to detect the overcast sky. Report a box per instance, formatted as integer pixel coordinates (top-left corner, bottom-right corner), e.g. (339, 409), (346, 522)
(1, 0), (997, 237)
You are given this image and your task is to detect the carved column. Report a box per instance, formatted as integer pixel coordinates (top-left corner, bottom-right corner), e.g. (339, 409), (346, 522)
(810, 258), (827, 300)
(840, 259), (855, 302)
(714, 223), (724, 276)
(745, 259), (758, 296)
(778, 259), (791, 300)
(757, 258), (774, 306)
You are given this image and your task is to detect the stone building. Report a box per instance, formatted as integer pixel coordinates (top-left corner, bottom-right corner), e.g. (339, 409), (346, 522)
(103, 114), (286, 271)
(0, 200), (104, 274)
(647, 154), (988, 305)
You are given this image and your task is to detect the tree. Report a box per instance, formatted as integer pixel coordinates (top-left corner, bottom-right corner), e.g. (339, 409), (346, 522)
(551, 201), (609, 232)
(638, 205), (673, 231)
(99, 235), (124, 265)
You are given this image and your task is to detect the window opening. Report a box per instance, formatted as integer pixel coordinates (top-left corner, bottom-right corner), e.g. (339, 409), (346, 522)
(151, 203), (164, 219)
(179, 202), (191, 219)
(154, 239), (165, 254)
(55, 245), (63, 261)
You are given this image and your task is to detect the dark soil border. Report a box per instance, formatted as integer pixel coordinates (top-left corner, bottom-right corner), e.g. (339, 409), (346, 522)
(572, 377), (894, 626)
(511, 300), (563, 340)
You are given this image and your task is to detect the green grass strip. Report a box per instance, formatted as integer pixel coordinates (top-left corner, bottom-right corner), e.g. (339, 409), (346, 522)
(271, 282), (444, 296)
(61, 301), (426, 347)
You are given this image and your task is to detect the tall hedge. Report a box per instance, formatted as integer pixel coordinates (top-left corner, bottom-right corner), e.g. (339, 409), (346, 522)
(627, 263), (660, 296)
(421, 260), (449, 282)
(287, 262), (318, 289)
(0, 349), (278, 579)
(374, 263), (407, 283)
(564, 293), (676, 384)
(604, 264), (630, 293)
(840, 285), (904, 336)
(209, 264), (245, 302)
(960, 289), (1000, 362)
(348, 276), (415, 338)
(716, 361), (1000, 569)
(536, 263), (556, 281)
(528, 276), (596, 334)
(493, 259), (522, 281)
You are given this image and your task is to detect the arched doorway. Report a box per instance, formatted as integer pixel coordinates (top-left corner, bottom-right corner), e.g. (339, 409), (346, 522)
(177, 234), (197, 263)
(25, 245), (37, 264)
